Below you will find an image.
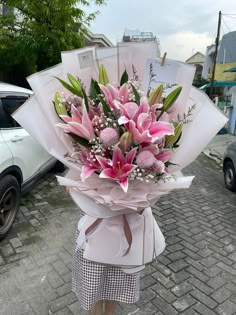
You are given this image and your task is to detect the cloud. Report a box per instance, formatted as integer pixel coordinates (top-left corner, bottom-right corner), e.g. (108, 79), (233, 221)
(161, 31), (213, 61)
(85, 0), (236, 61)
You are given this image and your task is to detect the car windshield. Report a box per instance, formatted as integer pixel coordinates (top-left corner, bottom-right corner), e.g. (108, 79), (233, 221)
(0, 95), (28, 128)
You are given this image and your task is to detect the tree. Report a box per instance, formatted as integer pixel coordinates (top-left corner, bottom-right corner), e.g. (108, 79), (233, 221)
(0, 0), (106, 85)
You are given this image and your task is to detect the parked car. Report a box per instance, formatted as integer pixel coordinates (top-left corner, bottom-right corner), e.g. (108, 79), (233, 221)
(0, 83), (58, 240)
(223, 141), (236, 192)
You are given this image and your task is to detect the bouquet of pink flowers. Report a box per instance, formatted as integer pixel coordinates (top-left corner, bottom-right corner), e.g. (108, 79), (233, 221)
(54, 65), (190, 193)
(13, 43), (227, 270)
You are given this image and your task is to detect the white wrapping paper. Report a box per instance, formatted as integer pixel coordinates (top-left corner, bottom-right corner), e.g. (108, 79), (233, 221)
(12, 44), (228, 270)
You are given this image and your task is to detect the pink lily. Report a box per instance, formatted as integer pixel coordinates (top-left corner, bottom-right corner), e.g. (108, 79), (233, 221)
(139, 144), (160, 156)
(127, 114), (174, 144)
(57, 104), (95, 140)
(128, 120), (150, 144)
(118, 99), (149, 125)
(96, 147), (137, 192)
(78, 149), (101, 181)
(60, 105), (82, 123)
(148, 121), (174, 142)
(156, 150), (172, 163)
(118, 84), (130, 104)
(99, 85), (116, 110)
(99, 83), (131, 110)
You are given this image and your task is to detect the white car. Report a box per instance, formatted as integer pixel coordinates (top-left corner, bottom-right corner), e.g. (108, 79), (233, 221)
(0, 83), (58, 239)
(223, 141), (236, 192)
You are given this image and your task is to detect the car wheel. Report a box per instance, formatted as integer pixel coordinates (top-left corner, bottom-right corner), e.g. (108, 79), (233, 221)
(0, 175), (20, 240)
(224, 161), (236, 192)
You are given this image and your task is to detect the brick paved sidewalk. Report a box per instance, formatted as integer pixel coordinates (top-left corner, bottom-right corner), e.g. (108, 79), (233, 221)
(0, 154), (236, 315)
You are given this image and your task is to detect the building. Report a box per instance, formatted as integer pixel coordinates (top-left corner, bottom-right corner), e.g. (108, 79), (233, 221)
(122, 29), (161, 57)
(214, 31), (236, 81)
(84, 29), (113, 48)
(201, 32), (236, 134)
(123, 29), (158, 42)
(202, 31), (236, 81)
(185, 51), (205, 80)
(202, 44), (216, 80)
(217, 31), (236, 64)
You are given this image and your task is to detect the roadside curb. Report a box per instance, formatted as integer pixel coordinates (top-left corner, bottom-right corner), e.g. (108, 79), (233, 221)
(202, 134), (236, 164)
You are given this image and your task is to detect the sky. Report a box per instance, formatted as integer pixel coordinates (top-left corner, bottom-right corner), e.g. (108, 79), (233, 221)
(85, 0), (236, 61)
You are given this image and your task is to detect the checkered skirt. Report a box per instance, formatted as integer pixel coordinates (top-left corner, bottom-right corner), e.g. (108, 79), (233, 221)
(72, 227), (140, 310)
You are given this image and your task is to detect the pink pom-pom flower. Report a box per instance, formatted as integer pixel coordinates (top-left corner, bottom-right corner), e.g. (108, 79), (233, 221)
(136, 150), (156, 169)
(99, 128), (119, 148)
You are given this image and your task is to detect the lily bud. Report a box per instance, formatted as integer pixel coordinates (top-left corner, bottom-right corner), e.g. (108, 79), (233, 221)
(99, 64), (110, 86)
(119, 131), (133, 153)
(165, 124), (183, 147)
(148, 84), (163, 106)
(163, 86), (182, 112)
(67, 73), (82, 96)
(54, 92), (67, 118)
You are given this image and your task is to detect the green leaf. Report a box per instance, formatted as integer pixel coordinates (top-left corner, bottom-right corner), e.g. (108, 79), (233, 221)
(53, 92), (67, 119)
(90, 79), (102, 106)
(165, 161), (177, 167)
(90, 78), (101, 101)
(163, 86), (182, 112)
(94, 79), (101, 94)
(120, 69), (128, 86)
(130, 83), (140, 105)
(147, 87), (151, 99)
(174, 128), (183, 147)
(54, 76), (80, 96)
(98, 64), (109, 85)
(98, 95), (112, 114)
(67, 133), (91, 147)
(67, 73), (82, 96)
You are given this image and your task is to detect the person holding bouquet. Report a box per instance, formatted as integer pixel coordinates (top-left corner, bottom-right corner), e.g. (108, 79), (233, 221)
(13, 46), (227, 315)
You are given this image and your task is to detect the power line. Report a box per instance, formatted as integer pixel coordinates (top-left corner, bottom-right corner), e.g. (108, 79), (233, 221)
(222, 13), (236, 16)
(222, 18), (231, 32)
(221, 15), (236, 29)
(222, 16), (236, 35)
(223, 15), (236, 20)
(221, 21), (226, 36)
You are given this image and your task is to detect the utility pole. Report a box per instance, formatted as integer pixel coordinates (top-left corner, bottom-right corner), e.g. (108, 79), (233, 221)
(209, 11), (222, 99)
